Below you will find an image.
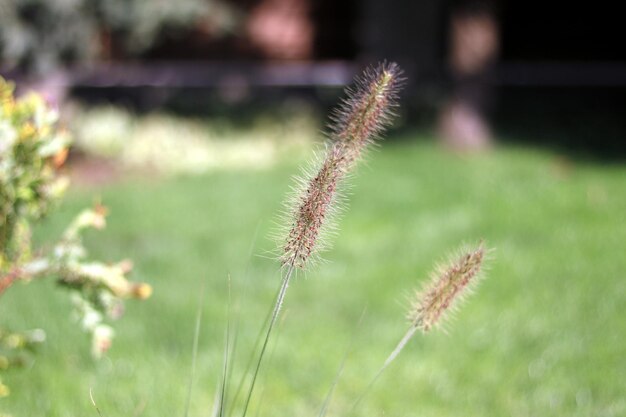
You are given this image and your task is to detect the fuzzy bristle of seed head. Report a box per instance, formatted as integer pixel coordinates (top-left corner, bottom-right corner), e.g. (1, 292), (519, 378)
(408, 242), (488, 332)
(330, 63), (404, 160)
(280, 62), (404, 269)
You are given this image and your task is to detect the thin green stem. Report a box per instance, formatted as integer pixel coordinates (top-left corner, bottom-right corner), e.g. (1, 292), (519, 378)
(228, 306), (272, 415)
(217, 276), (232, 417)
(351, 325), (418, 412)
(227, 223), (263, 417)
(318, 308), (367, 417)
(253, 312), (287, 417)
(241, 263), (295, 417)
(184, 281), (206, 417)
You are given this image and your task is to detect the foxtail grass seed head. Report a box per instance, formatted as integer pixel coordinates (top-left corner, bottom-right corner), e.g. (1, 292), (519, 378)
(408, 242), (487, 332)
(329, 62), (403, 166)
(281, 62), (404, 269)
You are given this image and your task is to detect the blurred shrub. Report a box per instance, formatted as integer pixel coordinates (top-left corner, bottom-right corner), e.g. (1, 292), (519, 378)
(0, 78), (70, 262)
(71, 105), (131, 158)
(71, 104), (317, 174)
(0, 328), (45, 398)
(0, 78), (150, 395)
(0, 0), (241, 74)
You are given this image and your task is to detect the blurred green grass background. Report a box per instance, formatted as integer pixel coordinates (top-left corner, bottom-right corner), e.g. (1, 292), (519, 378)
(1, 133), (625, 416)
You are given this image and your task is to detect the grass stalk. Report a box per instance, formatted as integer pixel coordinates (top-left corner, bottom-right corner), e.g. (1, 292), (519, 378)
(216, 276), (233, 417)
(184, 281), (206, 417)
(253, 312), (288, 417)
(351, 326), (418, 411)
(318, 309), (366, 417)
(240, 263), (295, 417)
(228, 306), (272, 416)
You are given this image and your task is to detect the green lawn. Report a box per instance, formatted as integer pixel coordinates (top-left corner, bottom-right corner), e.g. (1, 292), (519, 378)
(1, 135), (625, 417)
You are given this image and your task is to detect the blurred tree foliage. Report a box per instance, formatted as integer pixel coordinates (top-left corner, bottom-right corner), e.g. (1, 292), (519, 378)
(0, 0), (241, 74)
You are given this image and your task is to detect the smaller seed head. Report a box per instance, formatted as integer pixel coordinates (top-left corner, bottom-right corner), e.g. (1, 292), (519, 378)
(408, 242), (488, 332)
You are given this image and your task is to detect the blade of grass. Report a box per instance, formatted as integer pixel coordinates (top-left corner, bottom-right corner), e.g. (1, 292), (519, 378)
(225, 226), (257, 404)
(210, 378), (222, 417)
(217, 275), (233, 417)
(241, 264), (295, 417)
(89, 387), (104, 417)
(253, 310), (288, 417)
(183, 280), (206, 417)
(228, 223), (275, 416)
(318, 308), (367, 417)
(228, 298), (273, 416)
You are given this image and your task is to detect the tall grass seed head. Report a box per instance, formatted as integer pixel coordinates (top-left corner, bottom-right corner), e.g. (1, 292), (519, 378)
(408, 242), (489, 332)
(279, 62), (404, 269)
